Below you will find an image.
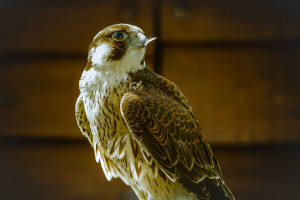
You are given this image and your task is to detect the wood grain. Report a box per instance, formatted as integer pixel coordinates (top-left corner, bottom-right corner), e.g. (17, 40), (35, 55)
(0, 140), (299, 200)
(163, 47), (300, 143)
(0, 0), (299, 144)
(161, 0), (300, 42)
(0, 0), (153, 52)
(0, 58), (84, 138)
(1, 48), (299, 143)
(0, 57), (154, 139)
(0, 140), (131, 200)
(3, 0), (300, 53)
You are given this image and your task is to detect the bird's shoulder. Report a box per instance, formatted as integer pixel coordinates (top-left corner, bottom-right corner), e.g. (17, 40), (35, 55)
(130, 67), (192, 112)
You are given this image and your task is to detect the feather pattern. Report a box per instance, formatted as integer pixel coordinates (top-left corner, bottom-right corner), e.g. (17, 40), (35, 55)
(121, 67), (235, 200)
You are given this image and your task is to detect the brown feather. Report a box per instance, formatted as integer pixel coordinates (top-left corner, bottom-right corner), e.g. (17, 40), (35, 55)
(121, 67), (235, 200)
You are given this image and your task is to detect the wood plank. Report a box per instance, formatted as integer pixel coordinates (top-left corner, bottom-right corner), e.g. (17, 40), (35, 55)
(1, 47), (299, 144)
(0, 57), (154, 139)
(0, 140), (132, 200)
(163, 47), (300, 143)
(0, 58), (85, 138)
(0, 0), (153, 52)
(1, 140), (299, 200)
(214, 144), (300, 200)
(161, 0), (300, 42)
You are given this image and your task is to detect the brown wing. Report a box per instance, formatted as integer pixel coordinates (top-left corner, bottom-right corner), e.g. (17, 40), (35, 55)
(75, 96), (93, 146)
(121, 68), (235, 200)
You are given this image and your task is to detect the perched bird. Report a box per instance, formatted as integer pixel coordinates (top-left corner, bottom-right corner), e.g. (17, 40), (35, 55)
(75, 24), (235, 200)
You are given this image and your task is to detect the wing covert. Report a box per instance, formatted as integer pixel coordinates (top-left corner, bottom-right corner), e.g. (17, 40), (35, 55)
(120, 82), (234, 200)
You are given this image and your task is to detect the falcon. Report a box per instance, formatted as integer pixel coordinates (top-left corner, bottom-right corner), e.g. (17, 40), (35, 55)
(75, 24), (235, 200)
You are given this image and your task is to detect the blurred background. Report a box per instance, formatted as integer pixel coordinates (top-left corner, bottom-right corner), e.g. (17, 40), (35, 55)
(0, 0), (300, 199)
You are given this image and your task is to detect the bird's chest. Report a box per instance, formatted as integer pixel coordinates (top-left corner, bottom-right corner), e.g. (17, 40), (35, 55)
(84, 87), (128, 152)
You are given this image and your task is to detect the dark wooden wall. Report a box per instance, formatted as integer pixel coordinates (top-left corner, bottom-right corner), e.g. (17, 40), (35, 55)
(0, 0), (300, 200)
(1, 0), (300, 143)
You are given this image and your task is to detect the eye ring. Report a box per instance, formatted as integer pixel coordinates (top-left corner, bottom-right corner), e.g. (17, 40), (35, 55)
(112, 32), (126, 41)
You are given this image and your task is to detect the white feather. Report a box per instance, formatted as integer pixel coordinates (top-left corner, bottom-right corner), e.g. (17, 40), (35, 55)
(90, 43), (111, 66)
(79, 41), (145, 96)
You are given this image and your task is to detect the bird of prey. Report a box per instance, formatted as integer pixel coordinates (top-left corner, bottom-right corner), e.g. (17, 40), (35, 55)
(75, 24), (235, 200)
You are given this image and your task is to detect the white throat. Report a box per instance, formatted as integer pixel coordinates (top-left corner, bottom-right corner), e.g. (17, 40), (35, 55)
(79, 43), (145, 96)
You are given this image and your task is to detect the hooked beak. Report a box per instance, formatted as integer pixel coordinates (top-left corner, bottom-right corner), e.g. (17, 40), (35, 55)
(130, 33), (156, 47)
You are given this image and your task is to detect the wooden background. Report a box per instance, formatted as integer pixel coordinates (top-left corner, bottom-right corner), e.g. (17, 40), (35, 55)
(0, 0), (299, 199)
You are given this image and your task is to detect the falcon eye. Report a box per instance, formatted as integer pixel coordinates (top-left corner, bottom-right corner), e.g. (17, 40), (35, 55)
(112, 32), (125, 41)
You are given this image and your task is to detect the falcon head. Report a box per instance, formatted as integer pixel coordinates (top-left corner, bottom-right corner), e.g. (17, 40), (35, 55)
(79, 24), (155, 94)
(85, 24), (155, 72)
